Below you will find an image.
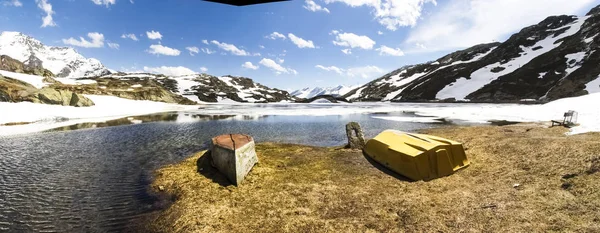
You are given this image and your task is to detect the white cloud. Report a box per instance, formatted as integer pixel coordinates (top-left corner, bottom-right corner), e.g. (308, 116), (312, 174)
(259, 58), (297, 75)
(199, 67), (208, 72)
(147, 44), (181, 56)
(277, 58), (284, 64)
(377, 31), (384, 35)
(146, 30), (162, 40)
(346, 66), (385, 78)
(332, 31), (376, 50)
(62, 32), (104, 48)
(266, 32), (286, 40)
(107, 42), (120, 50)
(405, 0), (596, 52)
(143, 66), (195, 76)
(3, 0), (22, 7)
(324, 0), (437, 30)
(36, 0), (55, 28)
(121, 33), (138, 41)
(315, 65), (344, 75)
(259, 45), (265, 49)
(341, 49), (352, 54)
(242, 61), (259, 70)
(288, 33), (316, 48)
(211, 40), (249, 56)
(304, 0), (330, 13)
(201, 48), (215, 54)
(186, 46), (199, 56)
(377, 45), (404, 56)
(91, 0), (115, 7)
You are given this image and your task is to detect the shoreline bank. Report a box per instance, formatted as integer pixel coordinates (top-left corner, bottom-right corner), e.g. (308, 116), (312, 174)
(147, 124), (600, 232)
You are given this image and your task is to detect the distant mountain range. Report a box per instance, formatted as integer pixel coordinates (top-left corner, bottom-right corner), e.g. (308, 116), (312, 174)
(290, 85), (359, 99)
(344, 4), (600, 102)
(0, 31), (296, 104)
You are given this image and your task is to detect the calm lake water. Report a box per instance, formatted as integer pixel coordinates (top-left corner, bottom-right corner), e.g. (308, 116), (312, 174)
(0, 110), (461, 232)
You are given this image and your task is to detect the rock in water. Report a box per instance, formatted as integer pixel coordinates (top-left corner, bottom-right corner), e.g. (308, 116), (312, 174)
(346, 122), (366, 149)
(210, 134), (258, 186)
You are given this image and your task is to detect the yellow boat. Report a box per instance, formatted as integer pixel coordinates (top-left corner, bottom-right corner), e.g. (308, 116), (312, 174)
(364, 130), (470, 181)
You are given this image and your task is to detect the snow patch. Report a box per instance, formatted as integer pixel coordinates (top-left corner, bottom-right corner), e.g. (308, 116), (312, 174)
(584, 33), (598, 43)
(436, 17), (588, 100)
(564, 52), (586, 77)
(310, 98), (333, 104)
(0, 95), (198, 136)
(585, 76), (600, 94)
(371, 116), (442, 123)
(0, 70), (48, 89)
(56, 78), (97, 85)
(346, 86), (366, 100)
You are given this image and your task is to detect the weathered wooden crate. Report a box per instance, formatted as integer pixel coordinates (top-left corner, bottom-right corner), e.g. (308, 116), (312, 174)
(210, 134), (258, 186)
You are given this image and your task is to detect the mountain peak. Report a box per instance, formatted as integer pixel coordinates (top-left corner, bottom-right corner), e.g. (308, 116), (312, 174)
(0, 31), (110, 78)
(587, 4), (600, 16)
(291, 85), (359, 99)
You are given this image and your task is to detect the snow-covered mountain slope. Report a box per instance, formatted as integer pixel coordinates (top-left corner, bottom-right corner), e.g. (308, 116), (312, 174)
(291, 85), (359, 99)
(345, 4), (600, 102)
(105, 73), (296, 103)
(0, 31), (110, 79)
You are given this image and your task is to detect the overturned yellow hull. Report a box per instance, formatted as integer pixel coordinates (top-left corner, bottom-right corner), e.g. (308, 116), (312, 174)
(364, 130), (470, 181)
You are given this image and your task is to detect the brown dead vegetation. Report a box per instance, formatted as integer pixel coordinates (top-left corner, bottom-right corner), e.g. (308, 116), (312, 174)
(149, 124), (600, 233)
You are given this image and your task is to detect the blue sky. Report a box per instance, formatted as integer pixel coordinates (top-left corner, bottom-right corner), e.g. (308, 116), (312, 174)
(0, 0), (598, 90)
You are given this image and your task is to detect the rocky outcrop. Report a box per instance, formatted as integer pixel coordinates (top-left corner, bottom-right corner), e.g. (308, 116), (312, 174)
(23, 55), (54, 77)
(53, 77), (196, 105)
(0, 75), (37, 102)
(0, 55), (54, 77)
(0, 55), (24, 73)
(29, 87), (94, 107)
(170, 73), (296, 103)
(0, 74), (94, 106)
(345, 4), (600, 103)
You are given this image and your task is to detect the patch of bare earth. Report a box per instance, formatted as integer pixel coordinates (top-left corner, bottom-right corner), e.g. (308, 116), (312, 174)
(148, 124), (600, 232)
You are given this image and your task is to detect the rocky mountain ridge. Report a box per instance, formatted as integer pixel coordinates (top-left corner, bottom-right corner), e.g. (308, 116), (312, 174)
(344, 4), (600, 103)
(0, 31), (111, 79)
(105, 73), (296, 103)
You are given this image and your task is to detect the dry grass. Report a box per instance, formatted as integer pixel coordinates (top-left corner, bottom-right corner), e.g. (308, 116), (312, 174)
(149, 124), (600, 233)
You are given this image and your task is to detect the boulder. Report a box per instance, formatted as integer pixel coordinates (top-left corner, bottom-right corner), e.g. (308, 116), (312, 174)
(32, 87), (94, 107)
(69, 92), (94, 107)
(346, 122), (366, 149)
(210, 134), (258, 186)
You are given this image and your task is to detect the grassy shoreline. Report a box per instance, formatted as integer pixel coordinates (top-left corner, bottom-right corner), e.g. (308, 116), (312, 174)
(147, 124), (600, 232)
